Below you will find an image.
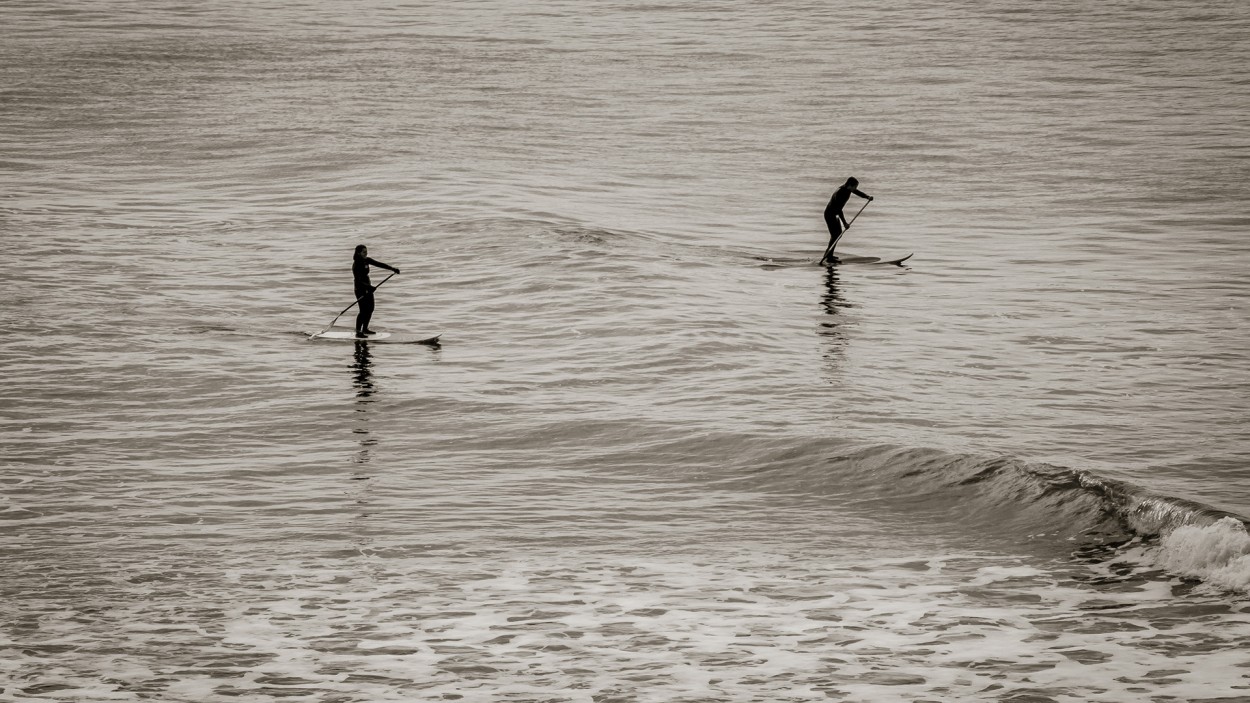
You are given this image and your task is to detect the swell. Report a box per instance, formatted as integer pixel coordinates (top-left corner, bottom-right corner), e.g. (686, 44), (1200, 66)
(753, 440), (1250, 593)
(400, 217), (1250, 593)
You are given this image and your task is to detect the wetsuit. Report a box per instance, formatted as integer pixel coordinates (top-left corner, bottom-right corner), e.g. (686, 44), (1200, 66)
(353, 256), (398, 335)
(823, 184), (872, 255)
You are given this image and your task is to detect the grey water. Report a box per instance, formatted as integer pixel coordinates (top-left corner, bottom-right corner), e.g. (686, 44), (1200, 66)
(2, 0), (1249, 700)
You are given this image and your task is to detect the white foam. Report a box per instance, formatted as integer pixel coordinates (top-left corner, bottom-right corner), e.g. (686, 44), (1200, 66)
(1157, 516), (1250, 592)
(6, 546), (1250, 701)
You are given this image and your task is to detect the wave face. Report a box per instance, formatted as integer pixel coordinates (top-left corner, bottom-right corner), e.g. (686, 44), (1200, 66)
(1078, 472), (1250, 592)
(717, 436), (1250, 589)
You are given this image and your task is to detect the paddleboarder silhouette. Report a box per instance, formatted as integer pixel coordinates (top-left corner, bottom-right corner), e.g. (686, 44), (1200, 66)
(821, 177), (873, 265)
(353, 245), (400, 337)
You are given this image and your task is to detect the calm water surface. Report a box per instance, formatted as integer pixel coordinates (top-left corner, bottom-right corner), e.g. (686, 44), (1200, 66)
(2, 0), (1249, 700)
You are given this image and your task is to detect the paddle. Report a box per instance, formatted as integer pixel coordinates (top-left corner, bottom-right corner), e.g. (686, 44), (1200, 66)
(820, 199), (872, 265)
(317, 272), (396, 334)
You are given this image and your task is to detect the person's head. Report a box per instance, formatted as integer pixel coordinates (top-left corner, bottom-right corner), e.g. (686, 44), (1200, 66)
(845, 177), (859, 189)
(354, 244), (367, 260)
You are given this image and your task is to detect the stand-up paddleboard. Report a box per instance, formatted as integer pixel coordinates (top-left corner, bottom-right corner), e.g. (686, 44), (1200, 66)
(309, 328), (441, 345)
(759, 253), (913, 269)
(829, 252), (912, 266)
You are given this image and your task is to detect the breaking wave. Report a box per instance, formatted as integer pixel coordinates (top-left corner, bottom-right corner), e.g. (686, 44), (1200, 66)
(728, 437), (1250, 593)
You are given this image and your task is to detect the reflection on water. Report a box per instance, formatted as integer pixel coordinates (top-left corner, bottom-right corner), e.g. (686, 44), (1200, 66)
(351, 341), (375, 401)
(819, 265), (849, 317)
(818, 265), (850, 363)
(351, 341), (376, 465)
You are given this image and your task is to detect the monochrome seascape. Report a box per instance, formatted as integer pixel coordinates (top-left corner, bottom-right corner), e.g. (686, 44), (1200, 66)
(3, 1), (1249, 700)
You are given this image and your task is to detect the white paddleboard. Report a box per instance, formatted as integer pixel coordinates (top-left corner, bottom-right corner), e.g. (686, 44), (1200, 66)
(759, 252), (913, 269)
(310, 329), (440, 345)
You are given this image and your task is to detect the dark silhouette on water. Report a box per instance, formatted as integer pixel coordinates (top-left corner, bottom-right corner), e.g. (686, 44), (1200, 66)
(352, 341), (375, 402)
(821, 177), (873, 265)
(353, 244), (401, 337)
(819, 266), (851, 320)
(351, 340), (377, 465)
(818, 265), (853, 363)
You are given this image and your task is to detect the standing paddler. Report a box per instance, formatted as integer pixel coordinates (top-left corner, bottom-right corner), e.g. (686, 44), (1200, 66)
(352, 244), (400, 337)
(821, 177), (874, 264)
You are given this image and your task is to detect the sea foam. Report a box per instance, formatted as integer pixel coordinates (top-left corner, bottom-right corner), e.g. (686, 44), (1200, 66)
(1156, 516), (1250, 593)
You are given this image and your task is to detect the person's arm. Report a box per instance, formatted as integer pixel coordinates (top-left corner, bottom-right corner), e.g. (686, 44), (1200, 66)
(366, 257), (401, 275)
(852, 188), (873, 202)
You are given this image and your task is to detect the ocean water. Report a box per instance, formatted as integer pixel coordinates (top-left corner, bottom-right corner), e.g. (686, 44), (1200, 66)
(2, 0), (1249, 701)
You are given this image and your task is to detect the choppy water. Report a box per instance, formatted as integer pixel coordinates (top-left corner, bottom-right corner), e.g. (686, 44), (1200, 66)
(3, 0), (1249, 700)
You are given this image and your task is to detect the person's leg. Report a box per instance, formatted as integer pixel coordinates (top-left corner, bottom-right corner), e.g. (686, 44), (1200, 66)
(356, 293), (375, 335)
(820, 215), (843, 263)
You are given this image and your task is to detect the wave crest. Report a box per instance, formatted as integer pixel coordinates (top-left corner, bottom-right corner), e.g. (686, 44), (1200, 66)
(744, 440), (1250, 592)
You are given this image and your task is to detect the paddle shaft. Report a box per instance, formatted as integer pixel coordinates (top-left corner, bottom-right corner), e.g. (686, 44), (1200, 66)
(321, 272), (396, 332)
(821, 199), (872, 264)
(845, 200), (870, 229)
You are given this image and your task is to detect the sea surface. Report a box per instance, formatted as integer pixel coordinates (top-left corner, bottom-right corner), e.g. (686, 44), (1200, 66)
(2, 0), (1249, 701)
